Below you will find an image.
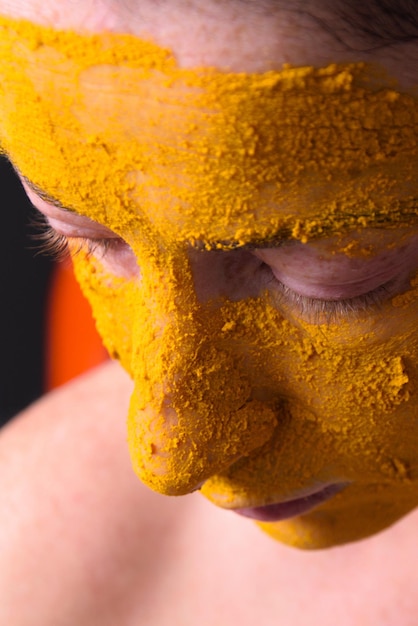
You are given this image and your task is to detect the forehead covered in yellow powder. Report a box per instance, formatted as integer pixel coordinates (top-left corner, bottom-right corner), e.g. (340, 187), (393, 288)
(0, 14), (418, 249)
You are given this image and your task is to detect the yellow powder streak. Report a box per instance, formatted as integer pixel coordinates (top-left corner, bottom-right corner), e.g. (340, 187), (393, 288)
(1, 15), (418, 548)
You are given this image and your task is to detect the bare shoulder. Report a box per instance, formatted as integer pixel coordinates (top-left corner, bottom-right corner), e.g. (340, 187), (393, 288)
(0, 363), (163, 626)
(0, 361), (135, 504)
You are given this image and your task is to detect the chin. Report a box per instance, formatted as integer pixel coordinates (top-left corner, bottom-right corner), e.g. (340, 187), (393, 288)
(256, 494), (418, 550)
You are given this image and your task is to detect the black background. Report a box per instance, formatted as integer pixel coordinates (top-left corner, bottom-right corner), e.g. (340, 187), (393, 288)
(0, 156), (53, 425)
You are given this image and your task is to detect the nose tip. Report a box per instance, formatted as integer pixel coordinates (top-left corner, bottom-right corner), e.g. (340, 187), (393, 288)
(127, 388), (278, 496)
(124, 258), (278, 495)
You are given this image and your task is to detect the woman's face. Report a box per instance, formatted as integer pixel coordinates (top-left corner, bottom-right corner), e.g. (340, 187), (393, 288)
(2, 0), (418, 549)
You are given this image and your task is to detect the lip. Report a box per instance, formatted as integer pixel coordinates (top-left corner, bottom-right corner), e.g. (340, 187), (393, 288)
(233, 483), (348, 522)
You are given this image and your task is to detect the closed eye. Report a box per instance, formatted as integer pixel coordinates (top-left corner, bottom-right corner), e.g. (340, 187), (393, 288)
(254, 248), (418, 323)
(30, 213), (140, 279)
(268, 272), (394, 323)
(32, 216), (122, 262)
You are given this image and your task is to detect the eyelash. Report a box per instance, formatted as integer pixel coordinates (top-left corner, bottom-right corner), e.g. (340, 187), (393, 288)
(33, 222), (115, 262)
(262, 267), (392, 321)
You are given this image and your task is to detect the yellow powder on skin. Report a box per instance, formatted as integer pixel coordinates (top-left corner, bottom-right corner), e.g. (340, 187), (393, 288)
(1, 15), (418, 549)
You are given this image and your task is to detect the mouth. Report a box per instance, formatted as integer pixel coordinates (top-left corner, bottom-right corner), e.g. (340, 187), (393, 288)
(232, 483), (348, 522)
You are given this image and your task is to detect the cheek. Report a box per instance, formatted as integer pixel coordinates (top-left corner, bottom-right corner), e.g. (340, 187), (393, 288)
(72, 253), (138, 370)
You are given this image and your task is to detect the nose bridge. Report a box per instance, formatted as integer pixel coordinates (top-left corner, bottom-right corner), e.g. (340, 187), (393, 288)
(127, 248), (278, 495)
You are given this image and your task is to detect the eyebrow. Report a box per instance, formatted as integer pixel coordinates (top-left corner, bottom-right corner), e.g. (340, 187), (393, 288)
(193, 237), (288, 252)
(17, 169), (76, 214)
(200, 202), (418, 252)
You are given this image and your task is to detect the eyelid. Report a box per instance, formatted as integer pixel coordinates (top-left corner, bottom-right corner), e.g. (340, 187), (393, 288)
(33, 219), (122, 262)
(19, 174), (76, 214)
(26, 192), (118, 241)
(254, 232), (418, 299)
(272, 277), (394, 323)
(45, 214), (121, 240)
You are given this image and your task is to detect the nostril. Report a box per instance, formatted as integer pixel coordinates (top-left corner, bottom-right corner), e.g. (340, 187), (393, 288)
(191, 481), (205, 492)
(128, 395), (278, 497)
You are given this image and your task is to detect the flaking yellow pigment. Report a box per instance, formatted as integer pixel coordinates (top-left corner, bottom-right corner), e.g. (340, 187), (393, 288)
(1, 15), (418, 548)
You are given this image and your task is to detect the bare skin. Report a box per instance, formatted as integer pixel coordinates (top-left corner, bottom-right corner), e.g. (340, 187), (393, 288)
(1, 362), (418, 625)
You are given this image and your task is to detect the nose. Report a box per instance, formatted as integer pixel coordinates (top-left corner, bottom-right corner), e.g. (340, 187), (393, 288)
(126, 247), (278, 495)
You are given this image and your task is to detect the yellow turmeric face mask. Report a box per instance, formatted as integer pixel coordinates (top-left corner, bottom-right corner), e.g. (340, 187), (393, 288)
(2, 15), (418, 549)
